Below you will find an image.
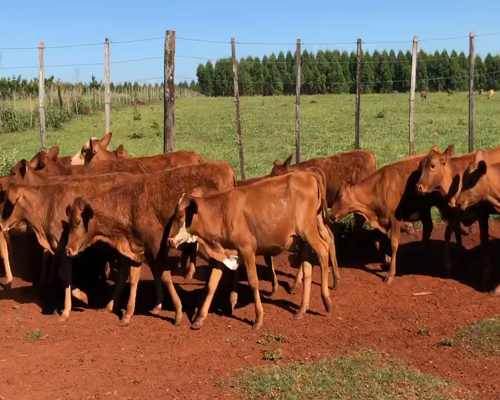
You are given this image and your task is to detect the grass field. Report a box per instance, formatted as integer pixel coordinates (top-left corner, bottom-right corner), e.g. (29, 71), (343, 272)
(1, 92), (499, 178)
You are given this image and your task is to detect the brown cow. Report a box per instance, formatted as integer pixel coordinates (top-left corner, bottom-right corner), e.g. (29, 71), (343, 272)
(64, 161), (237, 326)
(84, 132), (204, 172)
(0, 222), (11, 287)
(446, 88), (453, 95)
(330, 154), (447, 284)
(455, 150), (500, 291)
(416, 145), (500, 280)
(270, 151), (376, 241)
(421, 90), (427, 100)
(0, 172), (140, 321)
(488, 89), (495, 99)
(168, 170), (337, 330)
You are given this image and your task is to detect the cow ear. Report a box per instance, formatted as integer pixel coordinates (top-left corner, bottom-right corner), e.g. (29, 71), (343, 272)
(48, 146), (60, 161)
(178, 193), (191, 212)
(350, 169), (359, 185)
(115, 144), (124, 156)
(101, 132), (112, 149)
(65, 205), (72, 217)
(38, 152), (47, 169)
(19, 160), (27, 179)
(273, 159), (282, 168)
(284, 154), (293, 167)
(473, 150), (484, 168)
(430, 145), (439, 152)
(477, 160), (487, 176)
(444, 144), (455, 158)
(81, 204), (94, 231)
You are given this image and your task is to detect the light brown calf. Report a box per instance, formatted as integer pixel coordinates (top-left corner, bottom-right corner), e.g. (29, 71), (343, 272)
(168, 171), (336, 330)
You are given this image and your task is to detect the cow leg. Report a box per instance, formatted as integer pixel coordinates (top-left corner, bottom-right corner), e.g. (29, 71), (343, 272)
(39, 250), (52, 286)
(290, 266), (303, 294)
(105, 261), (129, 313)
(264, 255), (279, 296)
(492, 284), (500, 296)
(443, 221), (454, 277)
(243, 251), (264, 330)
(294, 246), (312, 320)
(160, 269), (183, 326)
(320, 222), (340, 290)
(184, 243), (198, 280)
(58, 254), (72, 322)
(230, 267), (240, 313)
(478, 215), (491, 288)
(0, 232), (12, 287)
(421, 211), (433, 251)
(120, 265), (141, 327)
(350, 213), (365, 251)
(385, 218), (402, 284)
(192, 264), (223, 330)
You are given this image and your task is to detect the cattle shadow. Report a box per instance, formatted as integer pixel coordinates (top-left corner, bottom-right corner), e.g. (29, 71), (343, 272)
(336, 227), (500, 292)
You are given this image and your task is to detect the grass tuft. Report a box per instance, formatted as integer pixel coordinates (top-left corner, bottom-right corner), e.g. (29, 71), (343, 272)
(438, 338), (454, 347)
(456, 316), (500, 356)
(229, 350), (471, 400)
(257, 333), (289, 345)
(263, 349), (284, 362)
(25, 330), (43, 341)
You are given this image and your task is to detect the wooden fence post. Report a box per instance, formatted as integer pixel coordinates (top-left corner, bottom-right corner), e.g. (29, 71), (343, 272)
(295, 39), (301, 164)
(38, 41), (46, 151)
(231, 38), (245, 180)
(105, 38), (111, 133)
(164, 30), (176, 153)
(408, 36), (418, 156)
(469, 31), (475, 152)
(355, 39), (362, 149)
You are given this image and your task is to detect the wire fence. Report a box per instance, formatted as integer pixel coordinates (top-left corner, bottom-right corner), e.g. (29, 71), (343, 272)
(0, 30), (499, 166)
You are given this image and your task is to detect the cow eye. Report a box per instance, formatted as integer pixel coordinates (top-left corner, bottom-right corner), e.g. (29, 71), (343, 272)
(430, 164), (435, 171)
(75, 217), (81, 226)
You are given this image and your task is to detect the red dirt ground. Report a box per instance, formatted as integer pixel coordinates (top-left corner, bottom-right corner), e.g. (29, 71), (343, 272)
(0, 222), (499, 399)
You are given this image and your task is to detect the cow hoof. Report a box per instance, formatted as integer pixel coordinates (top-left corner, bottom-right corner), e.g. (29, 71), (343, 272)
(191, 316), (205, 330)
(58, 313), (69, 323)
(384, 255), (391, 265)
(294, 310), (305, 320)
(151, 304), (162, 316)
(184, 270), (195, 281)
(174, 311), (183, 326)
(252, 320), (263, 330)
(271, 287), (279, 297)
(80, 293), (89, 305)
(491, 286), (500, 296)
(119, 317), (131, 327)
(323, 296), (333, 313)
(384, 276), (394, 284)
(2, 281), (12, 291)
(104, 301), (114, 313)
(290, 284), (300, 295)
(229, 292), (238, 314)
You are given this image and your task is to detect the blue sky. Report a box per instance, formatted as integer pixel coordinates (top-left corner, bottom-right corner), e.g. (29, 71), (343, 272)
(1, 0), (499, 84)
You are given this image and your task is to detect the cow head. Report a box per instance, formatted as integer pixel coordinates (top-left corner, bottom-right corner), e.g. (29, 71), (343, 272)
(456, 151), (488, 210)
(416, 145), (454, 196)
(84, 133), (114, 164)
(168, 193), (200, 248)
(65, 198), (95, 257)
(70, 137), (98, 165)
(0, 186), (26, 232)
(270, 154), (293, 176)
(5, 159), (43, 188)
(330, 181), (358, 222)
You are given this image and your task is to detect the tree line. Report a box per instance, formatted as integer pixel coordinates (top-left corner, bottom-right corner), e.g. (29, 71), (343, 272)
(193, 49), (500, 97)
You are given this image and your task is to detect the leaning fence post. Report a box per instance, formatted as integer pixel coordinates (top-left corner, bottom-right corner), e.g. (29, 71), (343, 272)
(468, 31), (475, 152)
(231, 38), (246, 180)
(355, 39), (362, 149)
(164, 30), (176, 153)
(105, 38), (111, 133)
(38, 41), (46, 151)
(408, 36), (418, 156)
(295, 39), (301, 164)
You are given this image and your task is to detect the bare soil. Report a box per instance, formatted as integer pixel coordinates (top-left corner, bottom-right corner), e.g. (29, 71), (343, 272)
(0, 222), (499, 400)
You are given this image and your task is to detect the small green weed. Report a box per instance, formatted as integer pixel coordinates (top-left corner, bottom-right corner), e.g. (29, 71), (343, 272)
(25, 330), (43, 341)
(257, 333), (289, 345)
(263, 349), (284, 362)
(438, 338), (454, 347)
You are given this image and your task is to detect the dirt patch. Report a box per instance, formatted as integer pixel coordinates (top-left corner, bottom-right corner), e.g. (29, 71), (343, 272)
(0, 222), (499, 399)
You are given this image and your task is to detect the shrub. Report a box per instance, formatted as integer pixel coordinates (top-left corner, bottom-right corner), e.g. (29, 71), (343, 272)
(0, 150), (17, 175)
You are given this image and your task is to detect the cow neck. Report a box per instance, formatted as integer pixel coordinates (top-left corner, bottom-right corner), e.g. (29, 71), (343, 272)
(486, 165), (500, 210)
(349, 180), (379, 224)
(21, 186), (53, 250)
(441, 155), (474, 201)
(189, 196), (221, 245)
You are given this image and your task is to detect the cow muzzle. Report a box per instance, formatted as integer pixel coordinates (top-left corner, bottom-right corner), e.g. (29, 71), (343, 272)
(415, 183), (427, 195)
(66, 246), (78, 257)
(169, 223), (197, 248)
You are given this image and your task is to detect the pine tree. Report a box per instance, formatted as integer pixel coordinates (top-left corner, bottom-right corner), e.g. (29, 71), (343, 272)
(262, 55), (271, 96)
(196, 64), (206, 94)
(378, 51), (393, 93)
(416, 50), (429, 91)
(268, 53), (283, 95)
(238, 58), (254, 96)
(341, 51), (352, 93)
(327, 52), (347, 93)
(277, 51), (287, 91)
(251, 57), (264, 95)
(285, 51), (295, 94)
(362, 52), (375, 93)
(440, 50), (451, 91)
(475, 55), (486, 91)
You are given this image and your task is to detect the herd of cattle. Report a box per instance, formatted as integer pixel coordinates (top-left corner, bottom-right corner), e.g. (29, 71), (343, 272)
(0, 132), (499, 330)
